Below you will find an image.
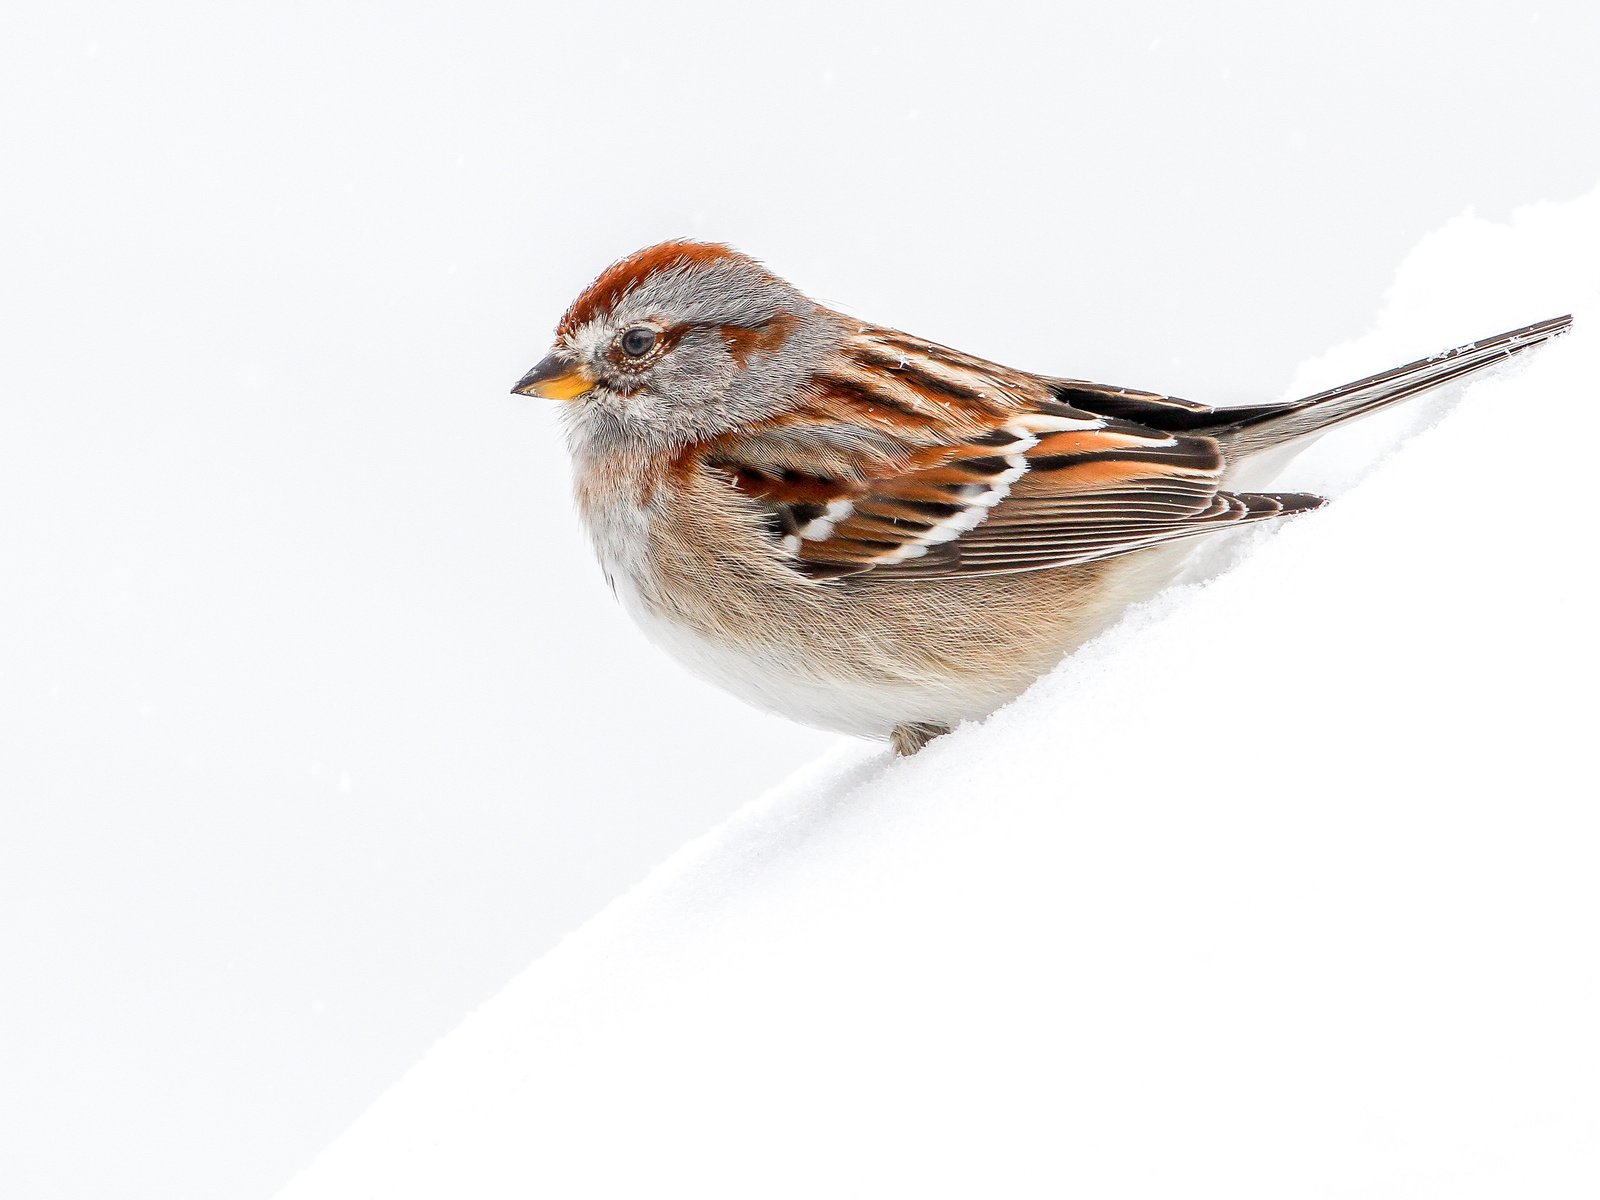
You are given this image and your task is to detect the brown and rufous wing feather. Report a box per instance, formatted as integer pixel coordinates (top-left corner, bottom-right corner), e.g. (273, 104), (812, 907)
(699, 324), (1322, 581)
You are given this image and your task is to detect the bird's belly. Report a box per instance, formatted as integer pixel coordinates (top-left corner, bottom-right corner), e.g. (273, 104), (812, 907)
(586, 484), (1195, 741)
(609, 555), (1173, 742)
(578, 491), (933, 738)
(609, 574), (942, 738)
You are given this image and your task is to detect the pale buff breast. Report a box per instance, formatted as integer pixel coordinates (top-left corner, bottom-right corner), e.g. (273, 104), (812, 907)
(578, 460), (1188, 740)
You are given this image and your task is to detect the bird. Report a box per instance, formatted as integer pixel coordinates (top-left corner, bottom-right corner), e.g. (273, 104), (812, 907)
(514, 241), (1569, 755)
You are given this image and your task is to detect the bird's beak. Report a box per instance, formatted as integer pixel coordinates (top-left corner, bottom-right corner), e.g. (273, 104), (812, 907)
(511, 353), (596, 401)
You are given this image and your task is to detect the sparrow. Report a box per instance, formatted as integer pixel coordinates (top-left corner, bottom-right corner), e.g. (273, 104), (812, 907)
(514, 242), (1568, 755)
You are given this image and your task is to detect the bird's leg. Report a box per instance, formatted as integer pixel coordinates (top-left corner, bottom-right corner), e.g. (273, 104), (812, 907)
(890, 722), (951, 757)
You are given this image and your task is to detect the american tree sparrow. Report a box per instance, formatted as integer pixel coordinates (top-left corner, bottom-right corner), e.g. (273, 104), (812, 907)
(515, 242), (1567, 754)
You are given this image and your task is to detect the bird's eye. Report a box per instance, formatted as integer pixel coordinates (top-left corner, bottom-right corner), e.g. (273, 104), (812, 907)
(620, 327), (658, 358)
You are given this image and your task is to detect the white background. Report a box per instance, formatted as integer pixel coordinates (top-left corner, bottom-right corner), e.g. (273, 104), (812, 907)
(2, 4), (1597, 1198)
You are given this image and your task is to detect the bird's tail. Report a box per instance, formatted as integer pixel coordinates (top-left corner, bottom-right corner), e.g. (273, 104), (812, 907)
(1222, 314), (1571, 457)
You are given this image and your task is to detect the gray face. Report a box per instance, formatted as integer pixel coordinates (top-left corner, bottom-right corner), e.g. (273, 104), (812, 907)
(553, 255), (845, 454)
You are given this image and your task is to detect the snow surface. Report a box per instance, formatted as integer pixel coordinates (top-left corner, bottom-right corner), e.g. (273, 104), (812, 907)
(277, 197), (1600, 1197)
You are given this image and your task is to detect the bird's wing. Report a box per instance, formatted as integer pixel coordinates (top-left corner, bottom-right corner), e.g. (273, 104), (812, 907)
(699, 325), (1322, 581)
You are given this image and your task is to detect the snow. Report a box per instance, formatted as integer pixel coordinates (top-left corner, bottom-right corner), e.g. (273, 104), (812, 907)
(277, 193), (1600, 1198)
(14, 8), (1600, 1196)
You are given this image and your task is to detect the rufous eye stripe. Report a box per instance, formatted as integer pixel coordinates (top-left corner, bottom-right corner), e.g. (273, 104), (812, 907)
(720, 312), (799, 368)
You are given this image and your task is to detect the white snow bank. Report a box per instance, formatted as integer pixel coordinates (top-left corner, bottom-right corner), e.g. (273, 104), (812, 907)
(280, 190), (1600, 1199)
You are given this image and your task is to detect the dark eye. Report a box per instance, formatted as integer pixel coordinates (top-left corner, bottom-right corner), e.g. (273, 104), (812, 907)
(620, 327), (657, 358)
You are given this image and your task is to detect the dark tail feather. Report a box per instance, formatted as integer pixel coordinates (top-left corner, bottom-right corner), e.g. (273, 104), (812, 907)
(1223, 314), (1571, 456)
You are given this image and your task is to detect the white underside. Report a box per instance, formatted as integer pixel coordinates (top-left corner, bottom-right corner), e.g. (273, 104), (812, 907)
(606, 533), (1196, 741)
(616, 578), (968, 739)
(579, 472), (985, 739)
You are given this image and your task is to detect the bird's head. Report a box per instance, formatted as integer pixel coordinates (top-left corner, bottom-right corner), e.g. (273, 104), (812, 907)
(514, 241), (838, 449)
